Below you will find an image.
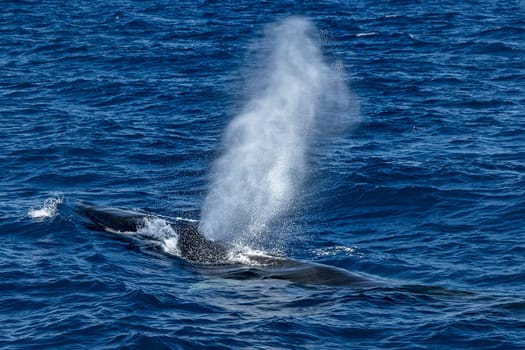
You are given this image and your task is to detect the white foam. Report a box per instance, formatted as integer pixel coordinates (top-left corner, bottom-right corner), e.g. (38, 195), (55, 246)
(137, 217), (181, 256)
(226, 246), (284, 266)
(28, 196), (63, 220)
(162, 237), (181, 256)
(313, 245), (356, 257)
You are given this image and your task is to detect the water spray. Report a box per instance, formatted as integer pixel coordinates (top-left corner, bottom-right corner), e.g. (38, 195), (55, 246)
(200, 17), (359, 244)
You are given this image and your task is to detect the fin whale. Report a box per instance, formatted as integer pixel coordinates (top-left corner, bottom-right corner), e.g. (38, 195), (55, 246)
(78, 204), (375, 287)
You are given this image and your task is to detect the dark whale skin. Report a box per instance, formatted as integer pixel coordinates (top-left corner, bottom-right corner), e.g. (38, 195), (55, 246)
(78, 204), (375, 287)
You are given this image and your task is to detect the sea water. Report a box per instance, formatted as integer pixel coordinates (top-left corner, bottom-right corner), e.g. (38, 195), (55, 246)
(1, 1), (524, 349)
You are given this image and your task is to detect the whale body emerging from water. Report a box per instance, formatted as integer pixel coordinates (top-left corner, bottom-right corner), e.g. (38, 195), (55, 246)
(78, 204), (375, 287)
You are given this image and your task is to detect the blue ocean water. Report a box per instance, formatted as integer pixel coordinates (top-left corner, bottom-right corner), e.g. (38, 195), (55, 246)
(1, 0), (525, 349)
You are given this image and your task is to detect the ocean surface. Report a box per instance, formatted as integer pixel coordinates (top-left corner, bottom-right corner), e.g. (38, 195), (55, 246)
(1, 1), (525, 349)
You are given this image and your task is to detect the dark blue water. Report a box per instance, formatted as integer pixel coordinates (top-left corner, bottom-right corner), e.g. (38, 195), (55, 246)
(2, 1), (524, 349)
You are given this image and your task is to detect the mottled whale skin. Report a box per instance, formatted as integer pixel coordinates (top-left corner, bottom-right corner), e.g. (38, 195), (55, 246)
(78, 204), (375, 287)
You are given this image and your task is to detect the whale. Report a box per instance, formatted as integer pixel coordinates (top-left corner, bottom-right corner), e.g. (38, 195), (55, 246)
(77, 203), (376, 287)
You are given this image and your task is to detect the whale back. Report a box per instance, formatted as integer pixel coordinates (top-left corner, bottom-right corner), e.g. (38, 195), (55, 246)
(77, 203), (376, 287)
